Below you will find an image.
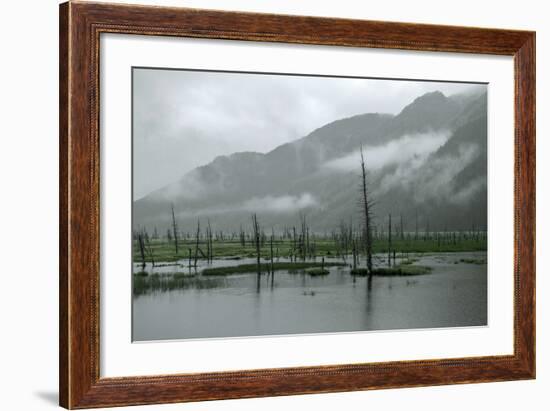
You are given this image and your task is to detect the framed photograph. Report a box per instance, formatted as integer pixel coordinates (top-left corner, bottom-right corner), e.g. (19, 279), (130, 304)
(59, 1), (535, 408)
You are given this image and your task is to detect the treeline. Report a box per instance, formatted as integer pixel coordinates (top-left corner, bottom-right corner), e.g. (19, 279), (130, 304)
(133, 147), (486, 275)
(133, 213), (486, 269)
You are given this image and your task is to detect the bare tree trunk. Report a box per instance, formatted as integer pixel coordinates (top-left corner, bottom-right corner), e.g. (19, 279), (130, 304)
(239, 224), (245, 247)
(292, 226), (296, 262)
(306, 227), (310, 259)
(270, 232), (274, 275)
(360, 145), (373, 275)
(206, 226), (210, 262)
(137, 230), (146, 270)
(300, 213), (307, 261)
(207, 219), (213, 262)
(194, 219), (200, 268)
(425, 219), (430, 241)
(388, 213), (392, 267)
(145, 235), (156, 267)
(415, 209), (419, 241)
(400, 213), (404, 240)
(351, 240), (357, 270)
(171, 203), (179, 255)
(252, 214), (261, 274)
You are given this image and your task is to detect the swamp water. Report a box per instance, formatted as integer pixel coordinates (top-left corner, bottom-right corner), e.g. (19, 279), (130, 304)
(132, 252), (487, 341)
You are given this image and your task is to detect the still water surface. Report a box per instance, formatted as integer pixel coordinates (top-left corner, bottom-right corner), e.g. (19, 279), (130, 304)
(132, 252), (487, 341)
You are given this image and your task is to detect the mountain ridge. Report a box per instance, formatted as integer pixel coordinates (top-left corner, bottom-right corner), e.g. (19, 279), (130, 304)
(134, 89), (487, 234)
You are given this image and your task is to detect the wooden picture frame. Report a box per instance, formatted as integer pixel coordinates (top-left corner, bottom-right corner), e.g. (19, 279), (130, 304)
(59, 1), (535, 408)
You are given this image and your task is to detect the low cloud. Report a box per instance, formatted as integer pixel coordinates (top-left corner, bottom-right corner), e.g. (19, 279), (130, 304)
(173, 193), (319, 219)
(151, 169), (208, 201)
(240, 193), (318, 213)
(324, 131), (450, 173)
(449, 176), (486, 205)
(411, 144), (480, 203)
(362, 140), (481, 205)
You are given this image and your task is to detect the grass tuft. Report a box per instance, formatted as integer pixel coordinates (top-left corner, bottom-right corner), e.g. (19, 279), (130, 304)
(202, 262), (345, 276)
(351, 265), (432, 276)
(459, 258), (486, 265)
(374, 265), (432, 276)
(305, 268), (330, 276)
(350, 268), (370, 276)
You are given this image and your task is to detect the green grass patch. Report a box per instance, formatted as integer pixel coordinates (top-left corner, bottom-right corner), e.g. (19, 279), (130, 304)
(172, 273), (196, 279)
(201, 262), (345, 276)
(459, 258), (486, 265)
(400, 258), (419, 265)
(351, 265), (432, 276)
(133, 274), (225, 296)
(374, 265), (432, 276)
(133, 236), (487, 264)
(305, 268), (330, 276)
(350, 268), (370, 276)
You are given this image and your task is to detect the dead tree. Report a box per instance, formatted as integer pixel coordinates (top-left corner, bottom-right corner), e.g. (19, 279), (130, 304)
(400, 214), (404, 241)
(415, 209), (419, 241)
(270, 230), (274, 275)
(137, 230), (146, 270)
(194, 219), (200, 268)
(425, 219), (430, 241)
(352, 239), (358, 270)
(210, 223), (214, 261)
(170, 203), (179, 254)
(145, 234), (156, 267)
(300, 213), (307, 261)
(292, 226), (297, 262)
(388, 213), (392, 267)
(206, 219), (213, 262)
(239, 224), (245, 247)
(306, 227), (310, 259)
(359, 145), (374, 274)
(252, 213), (261, 274)
(206, 225), (210, 262)
(339, 220), (349, 261)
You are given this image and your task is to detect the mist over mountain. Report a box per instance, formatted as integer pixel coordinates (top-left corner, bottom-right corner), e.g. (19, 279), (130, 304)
(134, 89), (487, 234)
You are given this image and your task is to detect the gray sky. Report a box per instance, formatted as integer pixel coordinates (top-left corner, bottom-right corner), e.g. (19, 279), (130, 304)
(133, 68), (482, 199)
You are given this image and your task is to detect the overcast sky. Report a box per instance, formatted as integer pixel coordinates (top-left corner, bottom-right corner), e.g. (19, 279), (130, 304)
(133, 68), (483, 199)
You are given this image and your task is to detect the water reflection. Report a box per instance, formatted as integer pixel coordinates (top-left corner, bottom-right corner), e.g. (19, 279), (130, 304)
(364, 275), (374, 329)
(133, 252), (487, 341)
